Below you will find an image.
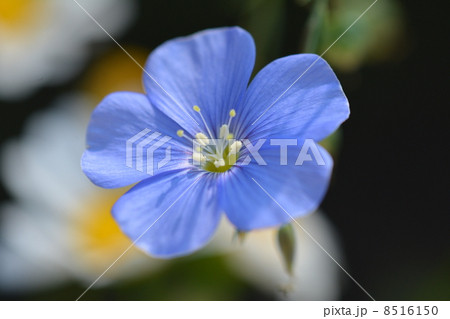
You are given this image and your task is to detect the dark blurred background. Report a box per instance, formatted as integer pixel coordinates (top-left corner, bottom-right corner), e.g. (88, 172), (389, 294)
(0, 0), (448, 300)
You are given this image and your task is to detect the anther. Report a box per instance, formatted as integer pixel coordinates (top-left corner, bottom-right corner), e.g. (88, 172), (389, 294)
(219, 124), (229, 139)
(195, 132), (209, 146)
(193, 152), (205, 163)
(214, 159), (226, 168)
(229, 141), (242, 155)
(175, 129), (194, 143)
(228, 109), (236, 126)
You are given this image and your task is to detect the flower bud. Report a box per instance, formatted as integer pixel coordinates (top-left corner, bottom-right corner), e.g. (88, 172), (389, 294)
(277, 223), (296, 275)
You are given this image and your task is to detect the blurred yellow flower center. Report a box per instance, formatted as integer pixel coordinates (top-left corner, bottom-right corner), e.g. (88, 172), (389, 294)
(0, 0), (37, 28)
(178, 107), (242, 173)
(74, 191), (134, 269)
(82, 48), (148, 104)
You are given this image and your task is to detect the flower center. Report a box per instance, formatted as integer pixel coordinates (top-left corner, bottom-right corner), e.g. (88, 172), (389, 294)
(73, 190), (137, 271)
(177, 107), (242, 173)
(0, 0), (36, 29)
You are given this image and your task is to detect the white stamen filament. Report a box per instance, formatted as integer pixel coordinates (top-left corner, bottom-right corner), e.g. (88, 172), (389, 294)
(193, 105), (215, 142)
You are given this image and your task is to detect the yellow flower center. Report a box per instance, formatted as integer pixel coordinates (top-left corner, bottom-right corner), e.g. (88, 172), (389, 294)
(178, 107), (242, 173)
(73, 190), (137, 270)
(82, 48), (148, 104)
(0, 0), (37, 29)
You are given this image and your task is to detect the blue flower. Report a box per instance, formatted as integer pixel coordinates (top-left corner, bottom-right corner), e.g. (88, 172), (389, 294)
(81, 27), (349, 258)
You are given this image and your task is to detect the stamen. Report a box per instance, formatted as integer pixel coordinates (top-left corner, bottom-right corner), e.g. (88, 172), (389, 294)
(219, 124), (229, 139)
(189, 108), (242, 173)
(228, 141), (242, 155)
(193, 105), (215, 140)
(193, 152), (206, 163)
(175, 129), (194, 143)
(226, 140), (241, 164)
(228, 109), (236, 127)
(195, 132), (209, 146)
(214, 159), (225, 168)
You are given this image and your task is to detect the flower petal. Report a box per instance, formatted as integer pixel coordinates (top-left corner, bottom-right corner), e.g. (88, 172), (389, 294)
(143, 27), (255, 135)
(218, 144), (333, 230)
(235, 54), (349, 141)
(112, 170), (221, 258)
(81, 92), (191, 188)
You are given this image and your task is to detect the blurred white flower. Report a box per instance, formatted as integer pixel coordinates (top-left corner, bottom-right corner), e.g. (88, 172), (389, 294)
(0, 94), (164, 292)
(0, 0), (136, 100)
(214, 212), (344, 300)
